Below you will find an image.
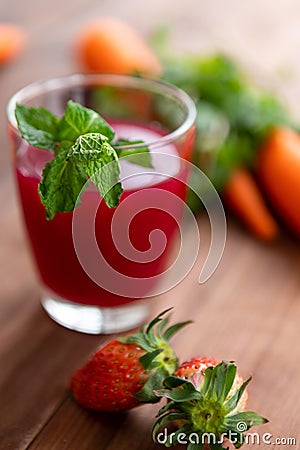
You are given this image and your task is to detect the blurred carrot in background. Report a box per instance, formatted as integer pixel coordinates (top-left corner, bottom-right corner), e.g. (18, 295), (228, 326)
(75, 17), (162, 76)
(257, 127), (300, 238)
(223, 168), (278, 241)
(0, 23), (27, 66)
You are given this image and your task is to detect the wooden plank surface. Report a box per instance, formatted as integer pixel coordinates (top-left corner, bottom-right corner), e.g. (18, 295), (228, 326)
(0, 0), (300, 449)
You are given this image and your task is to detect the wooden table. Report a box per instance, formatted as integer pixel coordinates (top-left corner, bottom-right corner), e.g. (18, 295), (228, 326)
(1, 1), (300, 449)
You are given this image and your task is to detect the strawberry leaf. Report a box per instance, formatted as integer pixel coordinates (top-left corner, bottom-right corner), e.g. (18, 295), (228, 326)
(215, 361), (237, 403)
(206, 362), (222, 400)
(157, 317), (170, 339)
(224, 411), (268, 431)
(187, 442), (204, 450)
(153, 360), (268, 448)
(209, 444), (226, 450)
(118, 334), (153, 352)
(187, 443), (204, 450)
(139, 349), (163, 370)
(199, 366), (214, 395)
(157, 400), (179, 416)
(135, 367), (168, 403)
(164, 425), (193, 447)
(155, 383), (201, 402)
(152, 412), (189, 442)
(146, 307), (173, 334)
(163, 375), (187, 388)
(224, 376), (251, 413)
(163, 320), (193, 341)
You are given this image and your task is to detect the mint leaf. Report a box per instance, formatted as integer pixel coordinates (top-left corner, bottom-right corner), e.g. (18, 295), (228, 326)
(70, 133), (122, 208)
(114, 138), (153, 168)
(58, 100), (115, 142)
(39, 134), (123, 219)
(15, 104), (59, 150)
(38, 142), (88, 220)
(15, 101), (151, 218)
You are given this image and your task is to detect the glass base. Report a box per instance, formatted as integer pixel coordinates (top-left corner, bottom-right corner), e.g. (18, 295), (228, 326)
(41, 288), (151, 334)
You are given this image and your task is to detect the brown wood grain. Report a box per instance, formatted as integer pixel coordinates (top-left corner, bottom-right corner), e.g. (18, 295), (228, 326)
(1, 0), (300, 449)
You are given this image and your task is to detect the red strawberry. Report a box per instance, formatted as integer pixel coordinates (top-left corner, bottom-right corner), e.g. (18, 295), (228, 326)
(174, 356), (219, 380)
(70, 308), (191, 412)
(153, 358), (268, 449)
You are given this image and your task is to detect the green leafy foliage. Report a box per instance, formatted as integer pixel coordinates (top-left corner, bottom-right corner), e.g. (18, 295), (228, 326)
(38, 142), (87, 220)
(15, 100), (151, 219)
(70, 134), (122, 208)
(152, 31), (296, 206)
(15, 104), (59, 150)
(57, 100), (115, 141)
(155, 381), (201, 402)
(114, 138), (153, 168)
(224, 411), (267, 432)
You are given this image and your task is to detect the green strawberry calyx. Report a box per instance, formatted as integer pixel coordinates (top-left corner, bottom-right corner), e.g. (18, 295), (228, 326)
(119, 308), (192, 404)
(152, 361), (268, 449)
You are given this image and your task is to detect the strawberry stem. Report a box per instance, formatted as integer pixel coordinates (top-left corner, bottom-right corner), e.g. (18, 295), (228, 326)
(152, 361), (268, 448)
(119, 308), (191, 403)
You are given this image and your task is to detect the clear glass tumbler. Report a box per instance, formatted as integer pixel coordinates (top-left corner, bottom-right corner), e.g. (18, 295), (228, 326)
(7, 74), (196, 334)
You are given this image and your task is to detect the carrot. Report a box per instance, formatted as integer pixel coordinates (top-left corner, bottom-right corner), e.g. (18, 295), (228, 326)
(0, 23), (27, 65)
(257, 127), (300, 238)
(222, 167), (279, 241)
(74, 17), (162, 76)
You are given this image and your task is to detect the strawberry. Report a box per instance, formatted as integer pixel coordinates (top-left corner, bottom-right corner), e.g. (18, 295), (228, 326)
(153, 357), (268, 449)
(70, 308), (191, 412)
(174, 356), (248, 413)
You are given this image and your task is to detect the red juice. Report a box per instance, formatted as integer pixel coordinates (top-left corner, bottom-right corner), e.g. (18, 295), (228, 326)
(14, 121), (191, 307)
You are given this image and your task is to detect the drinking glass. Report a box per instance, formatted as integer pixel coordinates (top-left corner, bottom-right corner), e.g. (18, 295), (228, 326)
(7, 74), (196, 334)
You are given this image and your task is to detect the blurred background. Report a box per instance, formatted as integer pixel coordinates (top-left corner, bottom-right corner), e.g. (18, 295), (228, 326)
(2, 0), (300, 110)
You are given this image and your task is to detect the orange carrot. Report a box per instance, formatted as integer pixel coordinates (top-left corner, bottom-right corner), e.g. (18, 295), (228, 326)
(0, 24), (27, 65)
(222, 167), (279, 241)
(74, 17), (162, 76)
(257, 127), (300, 238)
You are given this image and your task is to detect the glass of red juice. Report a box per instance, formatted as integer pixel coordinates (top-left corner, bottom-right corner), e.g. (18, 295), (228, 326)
(7, 74), (196, 334)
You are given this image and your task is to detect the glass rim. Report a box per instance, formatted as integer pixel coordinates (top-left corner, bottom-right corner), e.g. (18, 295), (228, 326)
(7, 73), (197, 149)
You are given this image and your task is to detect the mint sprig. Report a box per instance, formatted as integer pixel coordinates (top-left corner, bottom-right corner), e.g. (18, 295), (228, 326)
(57, 100), (115, 142)
(114, 138), (152, 168)
(69, 134), (123, 209)
(15, 100), (152, 220)
(15, 104), (59, 150)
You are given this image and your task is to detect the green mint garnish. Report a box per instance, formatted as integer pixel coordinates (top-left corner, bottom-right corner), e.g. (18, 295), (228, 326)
(15, 100), (152, 220)
(15, 104), (60, 150)
(114, 138), (152, 168)
(57, 99), (115, 142)
(38, 142), (88, 220)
